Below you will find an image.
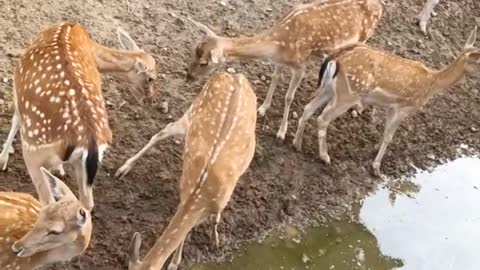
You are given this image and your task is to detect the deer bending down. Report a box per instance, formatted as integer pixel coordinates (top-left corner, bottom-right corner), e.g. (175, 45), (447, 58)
(127, 72), (257, 270)
(0, 167), (92, 270)
(186, 0), (383, 140)
(293, 27), (480, 176)
(0, 22), (156, 210)
(418, 0), (440, 34)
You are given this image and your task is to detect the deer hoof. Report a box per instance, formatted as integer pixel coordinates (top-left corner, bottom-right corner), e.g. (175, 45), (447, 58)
(257, 105), (269, 117)
(320, 153), (331, 164)
(167, 263), (179, 270)
(115, 162), (133, 178)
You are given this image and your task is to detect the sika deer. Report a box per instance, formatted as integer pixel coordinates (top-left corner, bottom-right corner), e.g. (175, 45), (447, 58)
(293, 27), (480, 176)
(186, 0), (383, 140)
(0, 22), (156, 210)
(0, 167), (92, 270)
(127, 72), (257, 270)
(418, 0), (440, 34)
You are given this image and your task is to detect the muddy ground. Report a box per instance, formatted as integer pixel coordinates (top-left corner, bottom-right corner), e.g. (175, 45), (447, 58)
(0, 0), (479, 269)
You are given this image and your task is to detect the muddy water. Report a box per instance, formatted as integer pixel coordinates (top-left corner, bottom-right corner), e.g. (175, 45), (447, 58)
(192, 157), (480, 270)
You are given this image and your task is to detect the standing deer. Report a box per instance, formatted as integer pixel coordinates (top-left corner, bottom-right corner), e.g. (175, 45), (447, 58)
(126, 72), (257, 270)
(186, 0), (383, 140)
(0, 22), (156, 210)
(0, 167), (92, 270)
(418, 0), (440, 34)
(293, 27), (480, 176)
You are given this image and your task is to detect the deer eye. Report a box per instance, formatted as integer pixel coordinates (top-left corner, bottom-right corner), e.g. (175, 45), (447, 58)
(47, 230), (62, 236)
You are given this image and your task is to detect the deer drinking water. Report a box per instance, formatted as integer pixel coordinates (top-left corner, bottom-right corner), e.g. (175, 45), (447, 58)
(186, 0), (383, 140)
(0, 22), (156, 210)
(0, 167), (92, 270)
(126, 72), (257, 270)
(293, 27), (480, 176)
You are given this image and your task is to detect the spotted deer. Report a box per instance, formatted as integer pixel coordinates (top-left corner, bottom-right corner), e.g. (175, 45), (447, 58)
(418, 0), (440, 34)
(186, 0), (383, 140)
(0, 167), (92, 270)
(126, 72), (257, 270)
(293, 27), (480, 176)
(0, 22), (156, 210)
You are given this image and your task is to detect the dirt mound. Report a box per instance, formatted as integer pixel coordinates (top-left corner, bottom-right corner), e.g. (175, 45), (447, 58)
(0, 0), (479, 269)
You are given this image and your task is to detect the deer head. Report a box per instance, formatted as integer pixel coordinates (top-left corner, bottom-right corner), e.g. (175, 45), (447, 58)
(186, 19), (227, 82)
(463, 26), (480, 78)
(11, 168), (91, 258)
(106, 27), (157, 103)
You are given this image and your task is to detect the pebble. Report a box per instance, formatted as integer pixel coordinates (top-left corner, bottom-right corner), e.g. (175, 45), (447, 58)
(292, 111), (298, 119)
(471, 126), (478, 132)
(227, 67), (236, 74)
(161, 101), (169, 113)
(219, 1), (227, 6)
(2, 77), (8, 83)
(351, 110), (359, 118)
(302, 253), (310, 263)
(260, 75), (267, 81)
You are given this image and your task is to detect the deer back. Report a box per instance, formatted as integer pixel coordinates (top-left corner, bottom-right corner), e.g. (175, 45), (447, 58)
(323, 44), (436, 102)
(271, 0), (383, 58)
(0, 193), (40, 269)
(180, 72), (257, 206)
(15, 22), (111, 154)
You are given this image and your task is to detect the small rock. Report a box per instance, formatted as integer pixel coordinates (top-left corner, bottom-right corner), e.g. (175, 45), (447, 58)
(227, 67), (236, 74)
(351, 110), (359, 118)
(302, 253), (311, 264)
(318, 249), (326, 256)
(471, 126), (478, 132)
(253, 80), (261, 85)
(174, 139), (181, 145)
(427, 153), (435, 160)
(329, 265), (335, 269)
(2, 77), (8, 83)
(106, 100), (114, 107)
(260, 75), (267, 81)
(160, 101), (169, 113)
(167, 115), (173, 119)
(219, 1), (227, 6)
(292, 111), (298, 119)
(266, 7), (273, 12)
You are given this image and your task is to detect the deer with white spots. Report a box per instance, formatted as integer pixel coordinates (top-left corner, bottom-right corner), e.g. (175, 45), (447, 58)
(418, 0), (440, 34)
(293, 27), (480, 176)
(126, 72), (257, 270)
(0, 167), (92, 270)
(186, 0), (383, 140)
(0, 22), (156, 210)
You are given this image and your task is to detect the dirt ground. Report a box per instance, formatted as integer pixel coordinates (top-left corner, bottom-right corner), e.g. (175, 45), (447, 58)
(0, 0), (479, 269)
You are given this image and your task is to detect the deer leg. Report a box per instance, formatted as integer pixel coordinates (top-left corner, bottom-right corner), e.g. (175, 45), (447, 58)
(211, 213), (222, 247)
(276, 66), (306, 140)
(116, 112), (189, 178)
(316, 98), (358, 164)
(0, 111), (20, 171)
(167, 240), (185, 270)
(372, 108), (410, 177)
(73, 159), (94, 211)
(22, 148), (52, 206)
(293, 90), (332, 151)
(418, 0), (440, 34)
(258, 65), (281, 117)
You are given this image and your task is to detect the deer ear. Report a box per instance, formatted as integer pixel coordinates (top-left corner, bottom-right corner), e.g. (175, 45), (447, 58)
(40, 167), (77, 205)
(464, 26), (477, 49)
(210, 48), (224, 64)
(128, 232), (142, 267)
(118, 27), (141, 51)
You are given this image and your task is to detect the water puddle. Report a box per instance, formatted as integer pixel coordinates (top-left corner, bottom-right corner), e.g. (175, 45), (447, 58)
(192, 157), (480, 270)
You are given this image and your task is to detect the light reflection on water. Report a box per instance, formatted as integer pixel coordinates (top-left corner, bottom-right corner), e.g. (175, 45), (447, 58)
(360, 157), (480, 270)
(192, 157), (480, 270)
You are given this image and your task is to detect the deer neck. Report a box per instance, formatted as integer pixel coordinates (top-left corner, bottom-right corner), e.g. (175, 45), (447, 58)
(93, 43), (140, 74)
(140, 199), (207, 269)
(221, 33), (278, 61)
(432, 53), (467, 93)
